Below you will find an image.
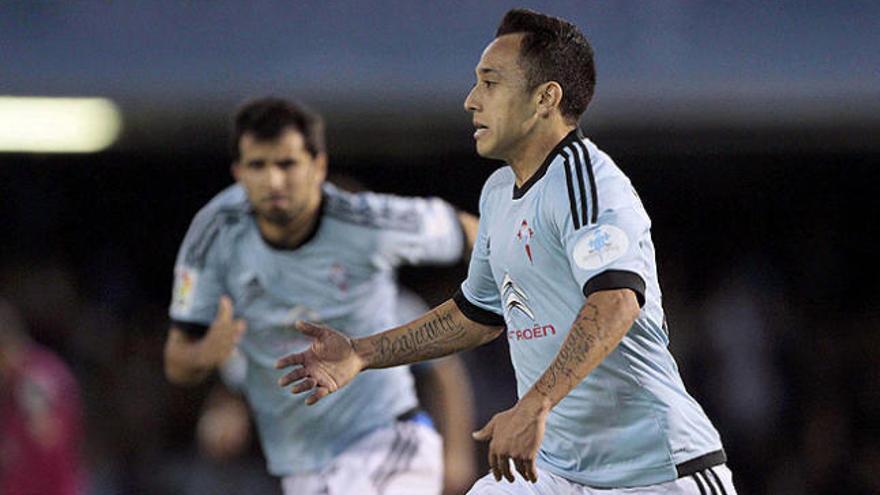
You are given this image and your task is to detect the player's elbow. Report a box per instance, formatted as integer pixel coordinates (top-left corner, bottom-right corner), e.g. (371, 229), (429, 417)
(163, 334), (205, 387)
(164, 358), (203, 387)
(591, 289), (641, 326)
(164, 352), (192, 386)
(478, 324), (505, 345)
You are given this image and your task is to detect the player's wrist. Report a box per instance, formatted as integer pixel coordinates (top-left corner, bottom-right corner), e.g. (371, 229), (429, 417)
(519, 391), (554, 416)
(350, 337), (372, 370)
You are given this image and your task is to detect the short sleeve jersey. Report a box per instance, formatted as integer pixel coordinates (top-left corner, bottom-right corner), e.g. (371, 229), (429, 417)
(457, 130), (723, 488)
(169, 182), (464, 476)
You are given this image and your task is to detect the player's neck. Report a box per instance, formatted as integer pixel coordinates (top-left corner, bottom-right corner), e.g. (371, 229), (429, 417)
(257, 193), (322, 250)
(508, 121), (577, 187)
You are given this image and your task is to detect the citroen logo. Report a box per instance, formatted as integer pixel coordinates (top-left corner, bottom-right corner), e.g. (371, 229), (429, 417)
(502, 272), (534, 320)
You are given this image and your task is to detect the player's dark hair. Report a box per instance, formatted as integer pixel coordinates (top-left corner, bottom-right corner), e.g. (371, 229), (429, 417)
(496, 8), (596, 123)
(231, 97), (326, 160)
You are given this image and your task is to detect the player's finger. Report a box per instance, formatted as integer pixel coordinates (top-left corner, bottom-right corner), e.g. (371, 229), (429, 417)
(516, 457), (536, 483)
(216, 296), (233, 321)
(275, 352), (305, 369)
(514, 458), (529, 482)
(304, 386), (330, 405)
(489, 453), (502, 482)
(277, 367), (310, 387)
(499, 455), (514, 483)
(295, 320), (324, 338)
(290, 377), (316, 394)
(471, 418), (494, 441)
(526, 457), (538, 483)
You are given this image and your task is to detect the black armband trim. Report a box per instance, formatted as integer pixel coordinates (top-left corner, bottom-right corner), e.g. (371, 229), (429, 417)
(676, 449), (727, 477)
(582, 270), (646, 308)
(171, 319), (210, 337)
(452, 289), (505, 326)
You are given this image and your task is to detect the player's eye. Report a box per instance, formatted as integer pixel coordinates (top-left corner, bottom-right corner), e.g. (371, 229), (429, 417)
(247, 160), (265, 170)
(276, 159), (297, 169)
(483, 80), (496, 88)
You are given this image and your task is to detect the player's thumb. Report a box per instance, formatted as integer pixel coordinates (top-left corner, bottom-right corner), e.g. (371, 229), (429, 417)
(234, 319), (247, 338)
(216, 295), (234, 321)
(295, 320), (324, 338)
(471, 419), (494, 441)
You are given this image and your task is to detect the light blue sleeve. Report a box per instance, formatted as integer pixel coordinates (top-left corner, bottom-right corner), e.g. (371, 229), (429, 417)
(459, 185), (503, 317)
(370, 193), (465, 268)
(550, 169), (650, 306)
(168, 206), (230, 327)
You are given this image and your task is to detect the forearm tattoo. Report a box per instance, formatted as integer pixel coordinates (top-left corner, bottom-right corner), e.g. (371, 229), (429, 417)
(535, 302), (612, 400)
(370, 310), (470, 367)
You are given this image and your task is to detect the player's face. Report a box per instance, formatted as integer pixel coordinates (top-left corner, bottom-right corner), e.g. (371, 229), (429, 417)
(233, 128), (327, 227)
(464, 33), (537, 162)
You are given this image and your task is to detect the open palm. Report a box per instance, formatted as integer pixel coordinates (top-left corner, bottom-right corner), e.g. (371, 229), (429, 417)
(275, 321), (365, 405)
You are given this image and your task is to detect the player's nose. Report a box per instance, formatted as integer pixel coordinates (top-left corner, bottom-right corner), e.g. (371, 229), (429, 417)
(464, 86), (479, 113)
(267, 165), (286, 189)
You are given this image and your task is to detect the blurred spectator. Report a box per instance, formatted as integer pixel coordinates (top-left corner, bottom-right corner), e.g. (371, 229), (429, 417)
(0, 299), (86, 495)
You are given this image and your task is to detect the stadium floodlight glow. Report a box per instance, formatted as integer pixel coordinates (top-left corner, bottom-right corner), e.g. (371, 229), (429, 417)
(0, 96), (122, 153)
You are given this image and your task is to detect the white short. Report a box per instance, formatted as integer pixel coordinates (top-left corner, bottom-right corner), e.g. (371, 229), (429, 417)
(281, 418), (443, 495)
(467, 464), (736, 495)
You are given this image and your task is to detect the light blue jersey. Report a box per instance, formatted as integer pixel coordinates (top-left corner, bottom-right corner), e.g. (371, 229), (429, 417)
(169, 182), (464, 476)
(457, 130), (724, 488)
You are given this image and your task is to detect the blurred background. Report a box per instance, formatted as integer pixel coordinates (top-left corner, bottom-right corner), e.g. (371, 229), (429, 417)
(1, 1), (878, 494)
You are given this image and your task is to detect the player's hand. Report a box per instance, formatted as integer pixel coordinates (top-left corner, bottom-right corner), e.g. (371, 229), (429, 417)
(472, 399), (549, 484)
(197, 296), (247, 368)
(275, 321), (365, 405)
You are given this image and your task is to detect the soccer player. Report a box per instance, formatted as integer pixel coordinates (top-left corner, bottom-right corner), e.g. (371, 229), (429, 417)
(163, 97), (479, 495)
(276, 9), (738, 494)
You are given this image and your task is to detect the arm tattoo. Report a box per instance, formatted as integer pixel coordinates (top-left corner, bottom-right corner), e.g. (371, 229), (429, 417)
(370, 310), (470, 366)
(535, 302), (612, 398)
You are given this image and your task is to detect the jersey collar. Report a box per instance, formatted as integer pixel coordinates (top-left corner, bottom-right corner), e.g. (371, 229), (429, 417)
(512, 128), (583, 200)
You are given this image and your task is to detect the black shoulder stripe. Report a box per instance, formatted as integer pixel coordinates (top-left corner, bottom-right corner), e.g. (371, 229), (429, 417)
(184, 214), (225, 269)
(574, 139), (599, 224)
(567, 144), (590, 228)
(324, 194), (422, 233)
(562, 153), (581, 230)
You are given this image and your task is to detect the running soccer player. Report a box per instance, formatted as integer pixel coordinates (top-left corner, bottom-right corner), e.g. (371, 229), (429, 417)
(163, 97), (479, 495)
(276, 9), (737, 494)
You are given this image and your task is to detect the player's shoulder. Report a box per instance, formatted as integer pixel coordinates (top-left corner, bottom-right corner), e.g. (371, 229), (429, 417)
(180, 184), (250, 264)
(549, 137), (633, 196)
(538, 136), (640, 227)
(189, 184), (251, 233)
(322, 182), (431, 234)
(480, 165), (515, 201)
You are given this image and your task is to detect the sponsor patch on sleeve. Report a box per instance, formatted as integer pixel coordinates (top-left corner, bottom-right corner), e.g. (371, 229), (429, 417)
(171, 266), (198, 315)
(572, 224), (629, 270)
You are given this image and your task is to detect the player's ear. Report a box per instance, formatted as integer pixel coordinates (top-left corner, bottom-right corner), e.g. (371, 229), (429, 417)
(231, 161), (242, 181)
(535, 81), (563, 118)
